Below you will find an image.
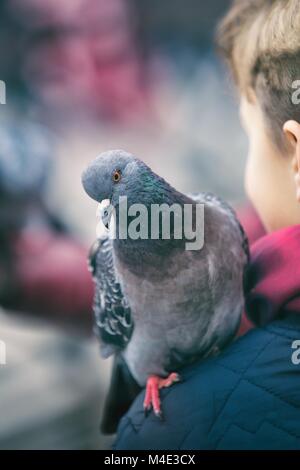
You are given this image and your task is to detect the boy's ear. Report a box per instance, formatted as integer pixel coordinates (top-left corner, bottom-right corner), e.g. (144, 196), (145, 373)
(283, 120), (300, 202)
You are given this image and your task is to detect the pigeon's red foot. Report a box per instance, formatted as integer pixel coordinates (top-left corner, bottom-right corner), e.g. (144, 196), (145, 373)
(143, 372), (180, 418)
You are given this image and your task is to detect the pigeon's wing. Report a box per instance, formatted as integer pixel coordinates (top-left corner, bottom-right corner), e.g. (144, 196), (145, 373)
(89, 237), (138, 434)
(189, 191), (250, 262)
(88, 237), (134, 358)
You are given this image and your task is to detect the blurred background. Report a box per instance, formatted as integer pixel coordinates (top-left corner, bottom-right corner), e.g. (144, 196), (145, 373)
(0, 0), (252, 449)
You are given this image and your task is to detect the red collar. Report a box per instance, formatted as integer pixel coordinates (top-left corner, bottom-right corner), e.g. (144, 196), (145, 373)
(245, 225), (300, 326)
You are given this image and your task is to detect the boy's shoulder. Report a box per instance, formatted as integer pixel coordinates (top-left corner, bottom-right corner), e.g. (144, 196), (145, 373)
(114, 315), (300, 450)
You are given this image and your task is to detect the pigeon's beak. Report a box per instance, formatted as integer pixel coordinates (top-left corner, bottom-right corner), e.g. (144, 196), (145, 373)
(102, 207), (112, 229)
(96, 199), (113, 234)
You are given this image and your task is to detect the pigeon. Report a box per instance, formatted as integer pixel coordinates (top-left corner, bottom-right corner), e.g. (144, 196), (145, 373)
(82, 149), (249, 433)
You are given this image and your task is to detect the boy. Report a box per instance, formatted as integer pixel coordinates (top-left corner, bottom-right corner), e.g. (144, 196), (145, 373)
(114, 0), (300, 449)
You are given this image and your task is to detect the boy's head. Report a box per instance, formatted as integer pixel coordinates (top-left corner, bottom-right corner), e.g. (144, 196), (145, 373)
(217, 0), (300, 231)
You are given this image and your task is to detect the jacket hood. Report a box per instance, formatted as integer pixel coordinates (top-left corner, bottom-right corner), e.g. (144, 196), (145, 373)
(245, 225), (300, 326)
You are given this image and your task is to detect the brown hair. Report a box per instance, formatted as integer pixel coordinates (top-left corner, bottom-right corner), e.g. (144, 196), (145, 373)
(216, 0), (300, 149)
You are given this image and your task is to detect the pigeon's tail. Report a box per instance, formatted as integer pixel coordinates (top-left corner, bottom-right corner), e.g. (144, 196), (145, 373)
(101, 355), (141, 434)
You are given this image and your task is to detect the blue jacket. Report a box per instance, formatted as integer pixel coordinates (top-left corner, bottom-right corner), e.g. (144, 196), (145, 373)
(114, 313), (300, 450)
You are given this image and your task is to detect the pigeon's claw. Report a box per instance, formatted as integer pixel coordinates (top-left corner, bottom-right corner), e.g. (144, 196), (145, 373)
(143, 373), (180, 418)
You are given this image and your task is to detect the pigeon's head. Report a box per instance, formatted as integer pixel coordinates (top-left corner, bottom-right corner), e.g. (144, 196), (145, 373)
(82, 149), (146, 203)
(82, 149), (149, 227)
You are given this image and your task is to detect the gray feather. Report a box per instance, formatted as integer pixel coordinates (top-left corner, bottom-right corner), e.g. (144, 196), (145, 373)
(88, 237), (133, 358)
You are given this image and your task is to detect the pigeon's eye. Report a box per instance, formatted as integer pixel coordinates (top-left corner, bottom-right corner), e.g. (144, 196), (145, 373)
(112, 170), (122, 183)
